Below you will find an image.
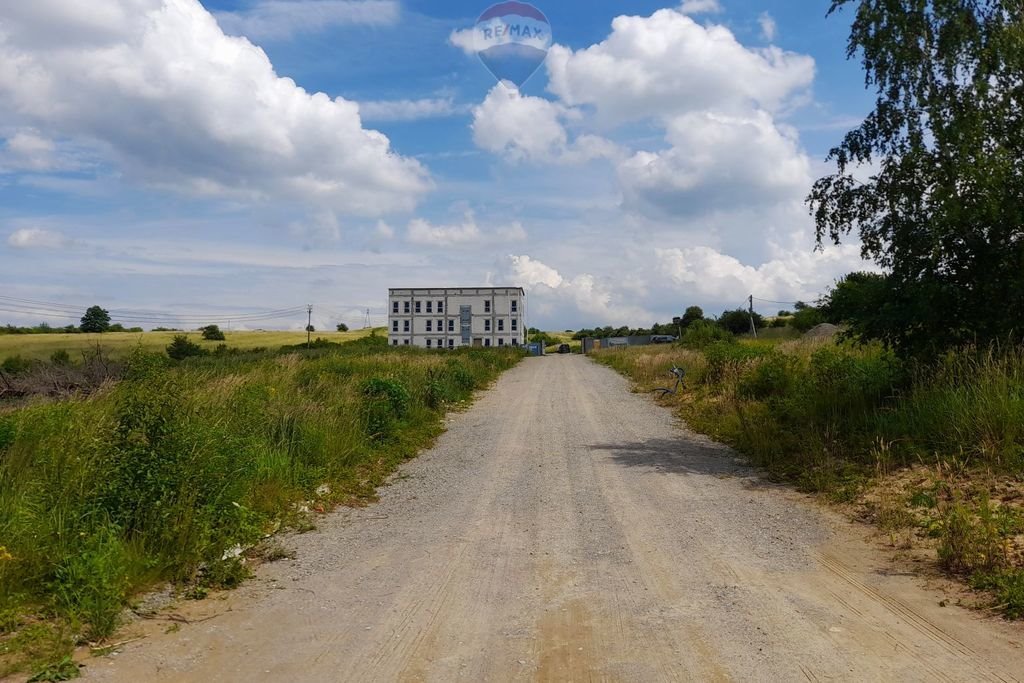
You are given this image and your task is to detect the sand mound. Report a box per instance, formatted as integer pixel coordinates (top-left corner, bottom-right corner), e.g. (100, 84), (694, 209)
(804, 323), (840, 339)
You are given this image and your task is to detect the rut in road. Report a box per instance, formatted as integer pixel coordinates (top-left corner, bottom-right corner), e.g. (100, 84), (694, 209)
(84, 355), (1023, 682)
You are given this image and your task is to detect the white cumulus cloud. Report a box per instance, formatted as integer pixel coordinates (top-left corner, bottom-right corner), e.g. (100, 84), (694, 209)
(0, 0), (430, 216)
(472, 86), (619, 164)
(407, 212), (527, 247)
(546, 9), (814, 123)
(618, 110), (811, 216)
(654, 243), (871, 304)
(448, 27), (477, 56)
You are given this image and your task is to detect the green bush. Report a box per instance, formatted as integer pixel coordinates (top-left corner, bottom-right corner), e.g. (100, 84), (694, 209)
(201, 325), (225, 341)
(49, 351), (71, 366)
(738, 353), (798, 400)
(971, 570), (1024, 620)
(717, 308), (765, 335)
(166, 335), (207, 361)
(1, 355), (31, 374)
(791, 307), (825, 332)
(360, 377), (411, 442)
(680, 320), (733, 349)
(704, 342), (770, 383)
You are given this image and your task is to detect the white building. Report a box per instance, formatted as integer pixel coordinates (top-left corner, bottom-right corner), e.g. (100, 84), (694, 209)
(388, 287), (526, 349)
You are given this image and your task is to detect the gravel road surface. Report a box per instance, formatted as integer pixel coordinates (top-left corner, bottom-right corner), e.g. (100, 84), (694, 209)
(85, 355), (1023, 682)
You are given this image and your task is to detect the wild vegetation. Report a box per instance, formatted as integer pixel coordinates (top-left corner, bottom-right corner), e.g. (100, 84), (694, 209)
(0, 336), (520, 677)
(596, 336), (1024, 618)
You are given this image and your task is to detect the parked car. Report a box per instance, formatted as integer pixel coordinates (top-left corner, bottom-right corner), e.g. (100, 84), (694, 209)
(557, 343), (572, 354)
(650, 335), (676, 344)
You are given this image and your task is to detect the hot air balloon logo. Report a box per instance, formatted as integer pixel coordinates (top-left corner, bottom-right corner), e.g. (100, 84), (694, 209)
(472, 2), (552, 89)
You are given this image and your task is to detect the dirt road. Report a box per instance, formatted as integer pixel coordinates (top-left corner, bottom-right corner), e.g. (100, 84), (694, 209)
(86, 355), (1023, 682)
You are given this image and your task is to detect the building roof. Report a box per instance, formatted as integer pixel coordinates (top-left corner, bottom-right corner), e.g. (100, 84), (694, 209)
(388, 286), (525, 294)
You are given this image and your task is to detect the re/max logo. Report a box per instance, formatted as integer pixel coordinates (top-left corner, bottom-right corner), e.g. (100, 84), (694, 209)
(480, 23), (546, 41)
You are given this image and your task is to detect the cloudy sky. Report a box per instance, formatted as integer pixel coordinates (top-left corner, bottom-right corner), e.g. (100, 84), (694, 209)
(0, 0), (875, 331)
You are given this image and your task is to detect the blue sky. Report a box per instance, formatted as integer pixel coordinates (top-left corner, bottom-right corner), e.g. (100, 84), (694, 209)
(0, 0), (876, 330)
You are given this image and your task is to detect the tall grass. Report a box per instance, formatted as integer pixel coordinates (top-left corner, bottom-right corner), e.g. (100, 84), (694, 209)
(0, 337), (520, 674)
(599, 341), (1024, 484)
(596, 340), (1024, 616)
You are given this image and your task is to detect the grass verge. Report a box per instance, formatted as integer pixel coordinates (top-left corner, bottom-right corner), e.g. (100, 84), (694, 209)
(594, 339), (1024, 619)
(0, 335), (520, 678)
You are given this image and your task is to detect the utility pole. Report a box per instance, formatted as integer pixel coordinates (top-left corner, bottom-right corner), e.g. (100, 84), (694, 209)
(306, 304), (313, 348)
(748, 295), (758, 339)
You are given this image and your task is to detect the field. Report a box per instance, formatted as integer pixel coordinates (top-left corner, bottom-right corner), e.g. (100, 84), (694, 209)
(0, 337), (521, 677)
(0, 329), (379, 362)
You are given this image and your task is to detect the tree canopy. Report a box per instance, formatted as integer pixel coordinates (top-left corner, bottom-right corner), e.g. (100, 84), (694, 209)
(809, 0), (1024, 354)
(80, 306), (111, 333)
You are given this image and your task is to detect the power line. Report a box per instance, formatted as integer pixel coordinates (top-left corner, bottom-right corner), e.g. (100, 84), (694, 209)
(0, 295), (309, 324)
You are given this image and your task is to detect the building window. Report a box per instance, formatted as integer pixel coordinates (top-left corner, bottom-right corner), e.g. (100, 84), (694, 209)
(392, 321), (399, 332)
(437, 302), (444, 314)
(499, 339), (505, 347)
(393, 339), (398, 346)
(448, 319), (454, 332)
(498, 319), (505, 332)
(437, 320), (443, 332)
(511, 300), (518, 313)
(485, 320), (491, 332)
(426, 320), (432, 332)
(485, 339), (491, 347)
(404, 320), (410, 332)
(484, 300), (491, 313)
(404, 301), (410, 314)
(426, 301), (433, 313)
(392, 301), (399, 314)
(512, 319), (518, 331)
(427, 339), (432, 348)
(448, 339), (454, 349)
(415, 301), (421, 314)
(404, 340), (410, 345)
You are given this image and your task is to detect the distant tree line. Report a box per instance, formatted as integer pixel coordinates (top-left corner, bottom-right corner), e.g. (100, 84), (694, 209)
(568, 288), (875, 342)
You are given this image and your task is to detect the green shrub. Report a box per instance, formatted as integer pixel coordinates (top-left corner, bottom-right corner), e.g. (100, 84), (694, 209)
(738, 353), (798, 400)
(791, 307), (825, 332)
(49, 351), (71, 366)
(704, 342), (770, 384)
(937, 493), (1006, 575)
(360, 377), (411, 441)
(1, 355), (31, 374)
(680, 320), (733, 349)
(201, 325), (225, 341)
(166, 335), (207, 361)
(423, 368), (453, 409)
(445, 360), (477, 392)
(971, 570), (1024, 619)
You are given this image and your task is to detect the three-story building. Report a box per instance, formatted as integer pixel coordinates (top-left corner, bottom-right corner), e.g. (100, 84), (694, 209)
(387, 287), (526, 349)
